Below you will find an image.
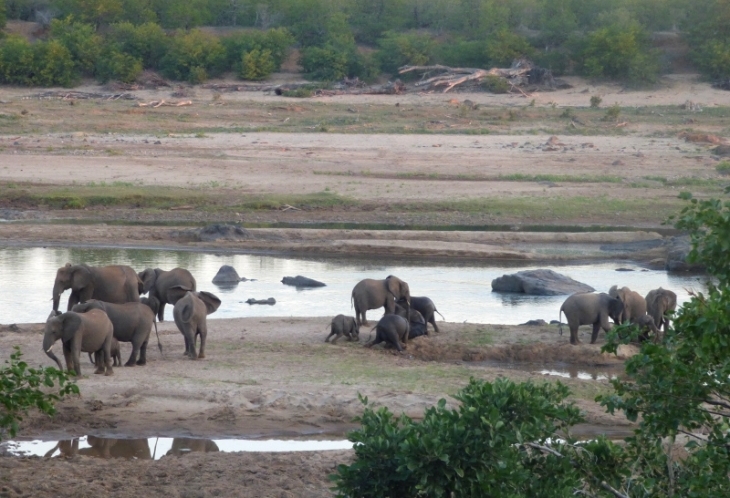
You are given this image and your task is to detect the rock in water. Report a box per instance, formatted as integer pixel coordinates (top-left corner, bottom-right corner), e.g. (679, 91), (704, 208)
(212, 265), (242, 284)
(281, 275), (326, 288)
(491, 269), (594, 296)
(246, 298), (276, 305)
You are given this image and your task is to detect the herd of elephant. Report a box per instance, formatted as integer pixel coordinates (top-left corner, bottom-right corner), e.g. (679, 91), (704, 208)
(559, 285), (678, 345)
(44, 263), (220, 376)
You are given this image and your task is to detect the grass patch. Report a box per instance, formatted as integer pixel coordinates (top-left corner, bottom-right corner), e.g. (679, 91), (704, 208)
(716, 161), (730, 175)
(314, 171), (625, 184)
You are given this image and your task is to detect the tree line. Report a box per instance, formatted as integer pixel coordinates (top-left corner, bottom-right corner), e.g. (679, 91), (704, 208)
(0, 0), (729, 86)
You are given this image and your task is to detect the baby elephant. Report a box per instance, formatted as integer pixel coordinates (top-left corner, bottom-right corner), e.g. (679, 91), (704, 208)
(43, 309), (114, 376)
(168, 286), (221, 359)
(325, 314), (359, 344)
(88, 337), (122, 367)
(630, 314), (662, 343)
(365, 314), (410, 353)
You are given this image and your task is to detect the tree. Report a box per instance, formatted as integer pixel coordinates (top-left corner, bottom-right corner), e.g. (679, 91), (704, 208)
(1, 347), (79, 440)
(49, 16), (102, 75)
(51, 0), (124, 26)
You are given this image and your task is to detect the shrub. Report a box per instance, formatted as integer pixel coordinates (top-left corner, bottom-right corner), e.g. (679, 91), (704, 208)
(159, 29), (225, 82)
(105, 22), (168, 68)
(375, 31), (435, 74)
(95, 48), (142, 83)
(239, 48), (275, 80)
(49, 16), (101, 76)
(222, 28), (293, 71)
(1, 346), (79, 440)
(590, 95), (602, 108)
(484, 29), (533, 67)
(0, 38), (76, 86)
(481, 74), (510, 93)
(603, 103), (621, 121)
(299, 45), (349, 81)
(436, 39), (489, 68)
(716, 161), (730, 175)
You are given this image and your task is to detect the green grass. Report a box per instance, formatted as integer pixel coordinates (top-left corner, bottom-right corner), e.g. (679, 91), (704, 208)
(716, 161), (730, 175)
(314, 171), (625, 184)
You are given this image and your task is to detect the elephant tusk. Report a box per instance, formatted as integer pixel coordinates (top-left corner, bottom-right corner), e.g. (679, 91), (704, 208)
(46, 346), (54, 353)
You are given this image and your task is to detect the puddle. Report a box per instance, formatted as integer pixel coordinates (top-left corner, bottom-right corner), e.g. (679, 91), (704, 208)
(469, 361), (625, 381)
(0, 247), (707, 324)
(0, 436), (353, 460)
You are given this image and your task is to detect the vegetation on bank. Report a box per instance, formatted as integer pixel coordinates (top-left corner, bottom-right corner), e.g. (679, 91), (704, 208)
(332, 191), (730, 497)
(0, 0), (728, 86)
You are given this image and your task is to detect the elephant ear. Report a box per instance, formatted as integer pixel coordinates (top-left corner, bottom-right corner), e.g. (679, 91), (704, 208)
(197, 291), (221, 315)
(167, 285), (192, 305)
(59, 312), (82, 341)
(138, 268), (157, 294)
(386, 275), (410, 304)
(70, 264), (92, 291)
(608, 285), (619, 298)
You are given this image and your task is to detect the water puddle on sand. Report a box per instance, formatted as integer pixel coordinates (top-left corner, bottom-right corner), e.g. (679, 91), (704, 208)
(469, 361), (625, 381)
(1, 436), (353, 460)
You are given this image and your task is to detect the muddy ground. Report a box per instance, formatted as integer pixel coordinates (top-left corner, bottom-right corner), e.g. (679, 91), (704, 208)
(0, 72), (723, 496)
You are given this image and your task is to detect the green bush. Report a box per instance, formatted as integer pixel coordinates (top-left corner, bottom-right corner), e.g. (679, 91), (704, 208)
(95, 48), (142, 83)
(590, 95), (602, 108)
(159, 29), (226, 83)
(376, 31), (435, 74)
(222, 28), (293, 70)
(105, 22), (169, 68)
(1, 346), (79, 440)
(481, 74), (510, 93)
(0, 37), (76, 86)
(299, 45), (349, 81)
(484, 29), (533, 67)
(240, 48), (275, 80)
(436, 39), (489, 68)
(575, 22), (660, 85)
(49, 16), (101, 76)
(716, 161), (730, 175)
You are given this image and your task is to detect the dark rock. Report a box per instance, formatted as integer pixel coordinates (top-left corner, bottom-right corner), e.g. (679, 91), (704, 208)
(713, 144), (730, 157)
(212, 265), (243, 284)
(615, 268), (635, 272)
(246, 297), (276, 305)
(491, 269), (594, 296)
(665, 235), (705, 272)
(549, 320), (562, 325)
(281, 275), (326, 288)
(521, 319), (548, 326)
(198, 224), (250, 242)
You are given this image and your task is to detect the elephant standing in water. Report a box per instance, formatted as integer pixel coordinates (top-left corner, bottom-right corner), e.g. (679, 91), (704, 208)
(43, 309), (115, 375)
(138, 267), (196, 322)
(559, 292), (624, 345)
(52, 263), (141, 312)
(168, 286), (221, 359)
(351, 275), (411, 327)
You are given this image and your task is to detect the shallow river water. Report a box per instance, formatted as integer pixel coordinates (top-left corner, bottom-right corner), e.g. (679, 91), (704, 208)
(0, 247), (707, 324)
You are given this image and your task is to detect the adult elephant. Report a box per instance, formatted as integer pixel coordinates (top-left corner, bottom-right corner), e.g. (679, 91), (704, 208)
(72, 297), (160, 367)
(43, 309), (115, 375)
(645, 287), (677, 332)
(138, 267), (196, 322)
(608, 285), (646, 323)
(52, 263), (141, 312)
(559, 292), (624, 345)
(351, 275), (410, 327)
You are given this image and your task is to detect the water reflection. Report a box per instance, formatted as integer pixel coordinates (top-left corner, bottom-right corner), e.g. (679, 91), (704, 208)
(471, 361), (625, 381)
(0, 247), (708, 324)
(1, 436), (353, 460)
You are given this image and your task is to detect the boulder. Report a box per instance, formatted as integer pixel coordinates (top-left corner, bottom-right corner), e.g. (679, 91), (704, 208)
(521, 319), (548, 326)
(665, 235), (704, 272)
(198, 224), (251, 242)
(281, 275), (326, 288)
(212, 265), (243, 284)
(246, 298), (276, 305)
(491, 269), (594, 296)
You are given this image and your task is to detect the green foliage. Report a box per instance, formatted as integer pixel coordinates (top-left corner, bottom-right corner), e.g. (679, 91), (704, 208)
(221, 28), (293, 73)
(716, 161), (730, 175)
(332, 378), (615, 497)
(603, 103), (621, 121)
(484, 29), (532, 67)
(52, 0), (123, 26)
(0, 36), (76, 86)
(376, 30), (435, 74)
(0, 0), (6, 29)
(1, 347), (79, 440)
(435, 39), (489, 69)
(590, 94), (602, 108)
(575, 21), (661, 85)
(299, 45), (348, 81)
(159, 29), (226, 83)
(156, 0), (213, 29)
(95, 47), (142, 83)
(481, 74), (510, 93)
(105, 21), (168, 68)
(684, 0), (730, 80)
(239, 48), (274, 80)
(49, 16), (101, 75)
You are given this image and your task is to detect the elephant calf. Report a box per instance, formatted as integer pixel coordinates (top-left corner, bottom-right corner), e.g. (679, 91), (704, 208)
(88, 337), (122, 367)
(403, 296), (444, 333)
(365, 314), (410, 353)
(608, 285), (647, 323)
(168, 286), (221, 359)
(394, 303), (427, 339)
(43, 309), (114, 376)
(559, 292), (624, 345)
(325, 314), (359, 344)
(630, 314), (662, 343)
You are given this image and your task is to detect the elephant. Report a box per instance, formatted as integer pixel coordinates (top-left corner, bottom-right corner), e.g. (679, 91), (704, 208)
(365, 314), (411, 353)
(608, 285), (647, 323)
(44, 437), (151, 459)
(72, 296), (160, 366)
(138, 267), (196, 322)
(559, 292), (625, 345)
(43, 309), (114, 375)
(168, 286), (221, 359)
(645, 287), (677, 332)
(397, 296), (442, 333)
(325, 314), (359, 344)
(351, 275), (411, 327)
(88, 337), (122, 367)
(630, 313), (662, 343)
(395, 304), (428, 339)
(52, 263), (142, 312)
(166, 438), (220, 456)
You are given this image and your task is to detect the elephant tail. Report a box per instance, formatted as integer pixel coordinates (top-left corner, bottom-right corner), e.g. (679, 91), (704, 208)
(88, 352), (95, 365)
(558, 309), (564, 336)
(435, 309), (445, 320)
(154, 319), (163, 356)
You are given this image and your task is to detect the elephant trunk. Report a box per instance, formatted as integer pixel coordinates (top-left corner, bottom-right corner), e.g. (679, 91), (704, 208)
(52, 282), (65, 312)
(43, 333), (63, 370)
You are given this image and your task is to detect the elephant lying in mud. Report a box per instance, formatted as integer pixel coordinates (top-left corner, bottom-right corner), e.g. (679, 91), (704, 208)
(43, 309), (115, 376)
(559, 292), (624, 345)
(365, 314), (411, 353)
(52, 263), (141, 312)
(394, 303), (427, 339)
(325, 314), (359, 344)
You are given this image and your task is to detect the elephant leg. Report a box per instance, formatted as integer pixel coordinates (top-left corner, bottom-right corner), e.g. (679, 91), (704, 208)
(137, 339), (148, 365)
(63, 343), (75, 374)
(71, 342), (85, 376)
(365, 331), (382, 348)
(157, 302), (166, 322)
(67, 291), (80, 311)
(569, 325), (581, 345)
(198, 326), (207, 359)
(325, 330), (335, 343)
(591, 322), (602, 344)
(384, 328), (404, 352)
(185, 329), (198, 359)
(360, 310), (368, 327)
(183, 334), (191, 356)
(429, 315), (439, 334)
(125, 339), (141, 367)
